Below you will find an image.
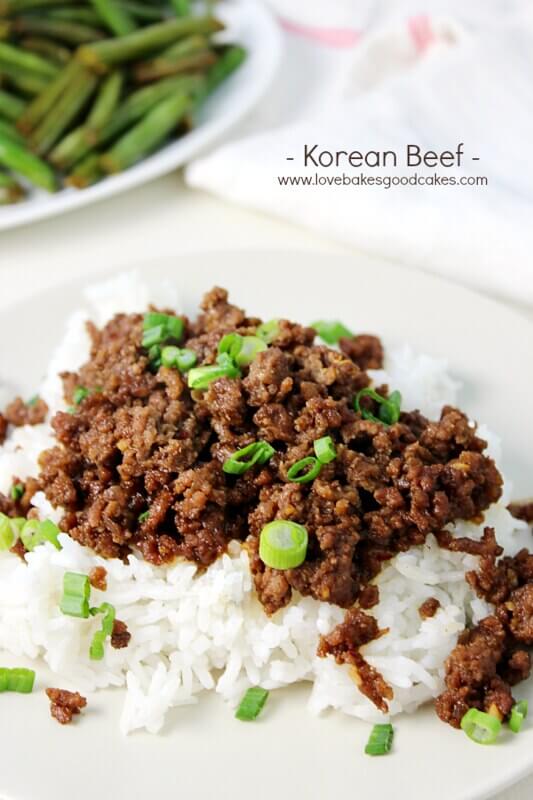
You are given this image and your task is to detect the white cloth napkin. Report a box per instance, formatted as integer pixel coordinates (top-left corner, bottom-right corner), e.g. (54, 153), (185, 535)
(186, 1), (533, 309)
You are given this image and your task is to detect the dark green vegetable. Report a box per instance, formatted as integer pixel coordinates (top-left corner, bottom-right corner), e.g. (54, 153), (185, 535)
(11, 16), (106, 45)
(235, 687), (269, 721)
(133, 48), (216, 84)
(0, 41), (59, 79)
(17, 60), (83, 135)
(19, 37), (71, 66)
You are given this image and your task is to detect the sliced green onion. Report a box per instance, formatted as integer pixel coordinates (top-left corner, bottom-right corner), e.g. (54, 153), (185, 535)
(161, 345), (197, 372)
(256, 319), (279, 344)
(312, 320), (353, 345)
(235, 687), (269, 721)
(188, 359), (241, 391)
(143, 312), (183, 342)
(89, 602), (116, 660)
(20, 518), (61, 551)
(0, 667), (35, 694)
(0, 513), (15, 550)
(20, 519), (41, 550)
(259, 520), (308, 569)
(509, 700), (528, 734)
(39, 519), (61, 549)
(286, 456), (322, 484)
(60, 571), (91, 619)
(148, 344), (162, 370)
(223, 441), (275, 476)
(10, 482), (24, 501)
(218, 333), (267, 367)
(365, 723), (394, 756)
(233, 336), (267, 367)
(461, 708), (502, 745)
(26, 395), (39, 407)
(354, 388), (402, 426)
(314, 436), (337, 465)
(73, 386), (89, 405)
(138, 510), (150, 523)
(142, 324), (166, 349)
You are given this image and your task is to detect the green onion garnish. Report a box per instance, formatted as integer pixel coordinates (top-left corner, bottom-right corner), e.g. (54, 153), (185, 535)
(89, 602), (116, 661)
(0, 667), (35, 694)
(311, 320), (353, 345)
(314, 436), (337, 465)
(188, 357), (241, 391)
(148, 344), (162, 370)
(142, 312), (184, 347)
(138, 510), (150, 523)
(60, 572), (91, 619)
(73, 386), (89, 405)
(365, 723), (394, 756)
(286, 456), (322, 484)
(259, 520), (308, 569)
(20, 518), (61, 551)
(0, 514), (15, 550)
(218, 333), (267, 367)
(26, 395), (39, 407)
(223, 441), (275, 476)
(10, 482), (24, 501)
(354, 388), (402, 426)
(161, 346), (197, 372)
(142, 324), (166, 349)
(460, 708), (501, 745)
(509, 700), (528, 733)
(235, 687), (269, 721)
(256, 320), (279, 344)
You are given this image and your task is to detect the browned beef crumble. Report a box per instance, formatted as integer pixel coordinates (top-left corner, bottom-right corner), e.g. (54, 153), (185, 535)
(419, 597), (441, 620)
(29, 287), (504, 717)
(509, 501), (533, 524)
(435, 528), (533, 727)
(0, 413), (7, 446)
(46, 688), (87, 725)
(339, 334), (384, 371)
(111, 619), (131, 649)
(88, 566), (108, 591)
(4, 396), (48, 427)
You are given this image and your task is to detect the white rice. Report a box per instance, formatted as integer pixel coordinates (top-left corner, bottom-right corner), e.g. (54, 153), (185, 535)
(0, 273), (528, 735)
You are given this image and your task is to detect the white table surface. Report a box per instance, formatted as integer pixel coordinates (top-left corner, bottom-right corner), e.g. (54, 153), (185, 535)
(0, 173), (532, 800)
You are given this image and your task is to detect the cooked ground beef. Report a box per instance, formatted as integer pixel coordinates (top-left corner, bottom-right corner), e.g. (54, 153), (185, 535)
(436, 531), (533, 727)
(4, 396), (48, 427)
(88, 566), (108, 591)
(111, 619), (131, 649)
(46, 688), (87, 725)
(509, 501), (533, 524)
(339, 334), (384, 371)
(30, 287), (504, 716)
(0, 413), (7, 446)
(419, 597), (441, 619)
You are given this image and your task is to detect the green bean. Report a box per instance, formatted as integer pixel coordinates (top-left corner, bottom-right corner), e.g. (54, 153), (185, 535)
(77, 16), (223, 71)
(0, 41), (59, 79)
(89, 0), (137, 36)
(0, 129), (57, 190)
(19, 37), (71, 65)
(17, 59), (82, 134)
(0, 88), (26, 121)
(12, 16), (106, 45)
(30, 65), (97, 154)
(133, 49), (216, 84)
(100, 89), (192, 173)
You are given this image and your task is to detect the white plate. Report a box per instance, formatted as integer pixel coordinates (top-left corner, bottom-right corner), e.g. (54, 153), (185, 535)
(1, 252), (533, 800)
(0, 1), (281, 232)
